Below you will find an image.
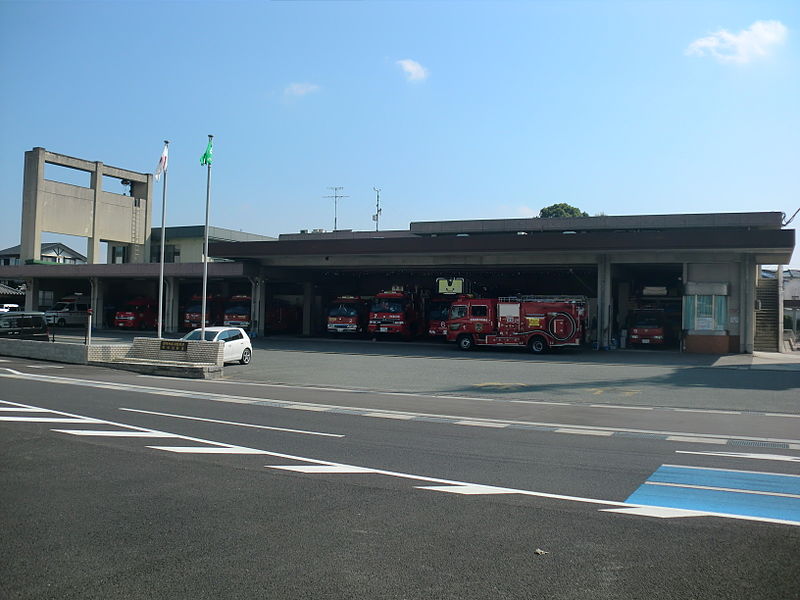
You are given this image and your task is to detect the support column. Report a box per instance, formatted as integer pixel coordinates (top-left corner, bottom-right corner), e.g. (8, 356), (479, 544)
(87, 162), (104, 264)
(742, 258), (756, 354)
(302, 282), (313, 337)
(250, 276), (266, 337)
(596, 255), (612, 350)
(90, 277), (104, 330)
(165, 277), (179, 333)
(20, 148), (46, 263)
(777, 265), (784, 353)
(24, 278), (39, 311)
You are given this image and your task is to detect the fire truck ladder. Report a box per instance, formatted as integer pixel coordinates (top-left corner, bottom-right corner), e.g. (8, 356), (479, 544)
(498, 295), (588, 303)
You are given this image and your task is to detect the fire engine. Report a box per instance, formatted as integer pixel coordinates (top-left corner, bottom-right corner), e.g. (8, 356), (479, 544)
(223, 295), (252, 329)
(426, 296), (454, 337)
(627, 309), (667, 347)
(113, 297), (157, 330)
(367, 290), (423, 338)
(446, 295), (588, 353)
(327, 296), (369, 334)
(182, 295), (223, 329)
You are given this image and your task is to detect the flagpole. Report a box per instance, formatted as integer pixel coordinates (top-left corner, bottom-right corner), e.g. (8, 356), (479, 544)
(201, 134), (213, 340)
(157, 140), (169, 339)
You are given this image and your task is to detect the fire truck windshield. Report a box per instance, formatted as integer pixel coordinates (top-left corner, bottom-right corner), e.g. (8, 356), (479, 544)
(329, 304), (360, 317)
(185, 304), (201, 313)
(428, 303), (450, 320)
(225, 305), (249, 315)
(370, 300), (405, 314)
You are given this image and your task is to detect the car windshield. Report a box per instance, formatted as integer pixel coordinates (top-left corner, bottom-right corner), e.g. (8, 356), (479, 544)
(370, 300), (405, 314)
(185, 304), (202, 313)
(182, 330), (218, 341)
(449, 305), (468, 319)
(225, 305), (249, 315)
(51, 303), (71, 311)
(329, 304), (359, 317)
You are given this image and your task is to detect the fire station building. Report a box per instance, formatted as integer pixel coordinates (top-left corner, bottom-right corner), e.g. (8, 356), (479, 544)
(0, 147), (795, 354)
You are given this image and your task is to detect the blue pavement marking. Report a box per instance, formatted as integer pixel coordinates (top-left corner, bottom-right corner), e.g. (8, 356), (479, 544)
(626, 465), (800, 523)
(649, 465), (800, 495)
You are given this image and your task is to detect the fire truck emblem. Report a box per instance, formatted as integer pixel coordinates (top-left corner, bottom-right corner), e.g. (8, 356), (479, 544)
(475, 322), (483, 332)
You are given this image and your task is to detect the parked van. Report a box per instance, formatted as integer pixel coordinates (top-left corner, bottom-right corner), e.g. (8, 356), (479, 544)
(0, 312), (50, 341)
(0, 303), (21, 313)
(45, 294), (90, 326)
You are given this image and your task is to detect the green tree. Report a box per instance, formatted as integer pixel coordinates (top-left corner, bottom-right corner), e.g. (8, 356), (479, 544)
(538, 203), (589, 219)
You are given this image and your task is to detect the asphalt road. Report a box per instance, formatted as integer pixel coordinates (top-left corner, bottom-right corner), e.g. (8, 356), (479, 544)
(1, 354), (799, 599)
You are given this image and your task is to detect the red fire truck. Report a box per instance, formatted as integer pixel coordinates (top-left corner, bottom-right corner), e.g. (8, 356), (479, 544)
(446, 295), (588, 353)
(426, 297), (454, 337)
(327, 296), (369, 335)
(113, 297), (157, 330)
(627, 309), (667, 347)
(264, 301), (301, 333)
(182, 295), (224, 329)
(223, 295), (252, 329)
(367, 290), (423, 338)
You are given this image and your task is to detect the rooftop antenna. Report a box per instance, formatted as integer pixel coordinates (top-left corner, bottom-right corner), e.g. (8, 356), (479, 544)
(324, 186), (349, 231)
(372, 187), (382, 231)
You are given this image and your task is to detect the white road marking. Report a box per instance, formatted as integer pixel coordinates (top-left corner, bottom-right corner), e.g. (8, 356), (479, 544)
(0, 416), (101, 423)
(556, 428), (614, 436)
(364, 412), (416, 420)
(3, 370), (799, 445)
(270, 465), (379, 474)
(0, 407), (49, 412)
(665, 436), (728, 445)
(643, 480), (800, 499)
(455, 420), (508, 428)
(417, 484), (517, 495)
(148, 446), (271, 454)
(600, 506), (704, 519)
(119, 407), (345, 438)
(27, 365), (65, 369)
(52, 430), (181, 438)
(676, 450), (800, 463)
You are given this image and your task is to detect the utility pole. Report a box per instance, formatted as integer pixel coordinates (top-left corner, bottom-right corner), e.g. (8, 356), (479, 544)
(324, 186), (349, 231)
(372, 187), (382, 232)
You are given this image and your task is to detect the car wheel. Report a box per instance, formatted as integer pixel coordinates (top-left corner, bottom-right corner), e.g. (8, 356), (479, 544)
(457, 334), (474, 351)
(57, 318), (66, 327)
(240, 348), (252, 365)
(528, 336), (548, 354)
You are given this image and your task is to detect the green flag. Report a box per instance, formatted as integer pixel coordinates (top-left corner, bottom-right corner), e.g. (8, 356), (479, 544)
(200, 138), (213, 166)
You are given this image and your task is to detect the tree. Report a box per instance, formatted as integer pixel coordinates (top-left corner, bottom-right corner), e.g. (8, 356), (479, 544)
(538, 203), (589, 219)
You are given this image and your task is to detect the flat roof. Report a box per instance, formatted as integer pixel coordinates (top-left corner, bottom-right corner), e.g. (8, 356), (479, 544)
(150, 226), (275, 243)
(410, 211), (785, 236)
(0, 261), (257, 279)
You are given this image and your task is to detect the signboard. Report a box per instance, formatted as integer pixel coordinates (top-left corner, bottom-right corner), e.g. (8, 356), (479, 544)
(160, 340), (188, 352)
(437, 277), (465, 295)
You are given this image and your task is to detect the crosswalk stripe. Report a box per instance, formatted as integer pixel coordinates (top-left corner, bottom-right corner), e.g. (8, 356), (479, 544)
(269, 465), (379, 474)
(146, 446), (270, 454)
(52, 430), (181, 438)
(0, 417), (101, 423)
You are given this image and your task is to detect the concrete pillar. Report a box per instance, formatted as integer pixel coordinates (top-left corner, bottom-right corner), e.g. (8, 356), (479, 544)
(24, 278), (39, 311)
(302, 281), (313, 336)
(777, 265), (784, 352)
(596, 255), (612, 349)
(165, 277), (179, 333)
(90, 277), (104, 329)
(251, 276), (266, 337)
(87, 163), (103, 264)
(20, 148), (46, 263)
(742, 258), (756, 354)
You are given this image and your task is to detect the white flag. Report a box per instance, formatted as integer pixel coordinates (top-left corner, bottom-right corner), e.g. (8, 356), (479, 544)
(154, 143), (169, 182)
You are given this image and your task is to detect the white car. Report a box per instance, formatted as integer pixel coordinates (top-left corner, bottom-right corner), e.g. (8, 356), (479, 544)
(181, 326), (252, 365)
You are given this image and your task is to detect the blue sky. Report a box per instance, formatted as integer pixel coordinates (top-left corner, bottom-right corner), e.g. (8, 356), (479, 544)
(0, 1), (797, 263)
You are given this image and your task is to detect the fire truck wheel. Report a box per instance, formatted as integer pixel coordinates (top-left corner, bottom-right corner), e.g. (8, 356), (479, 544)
(457, 334), (474, 351)
(528, 336), (548, 354)
(240, 348), (252, 365)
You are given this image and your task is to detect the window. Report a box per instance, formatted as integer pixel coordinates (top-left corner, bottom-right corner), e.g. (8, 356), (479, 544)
(450, 305), (467, 319)
(683, 295), (727, 331)
(471, 305), (488, 317)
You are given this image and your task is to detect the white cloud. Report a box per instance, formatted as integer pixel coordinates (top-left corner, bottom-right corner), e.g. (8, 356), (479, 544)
(284, 82), (321, 97)
(686, 20), (788, 64)
(516, 205), (537, 218)
(396, 59), (429, 82)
